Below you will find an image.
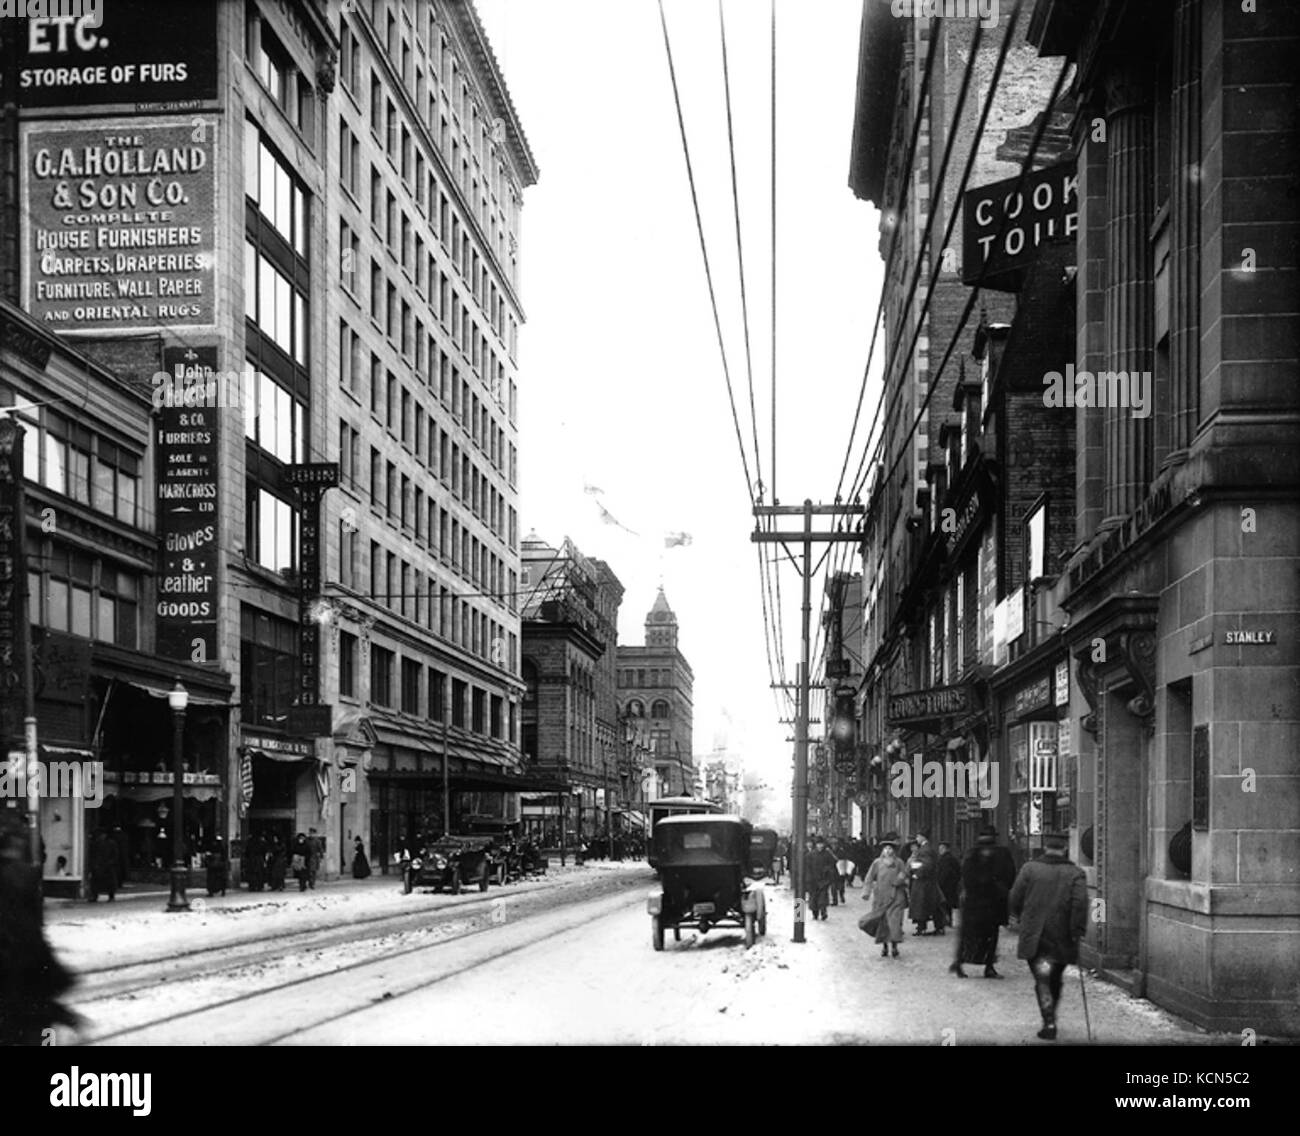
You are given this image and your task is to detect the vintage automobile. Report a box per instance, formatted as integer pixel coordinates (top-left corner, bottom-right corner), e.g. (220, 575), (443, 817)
(749, 826), (781, 883)
(647, 815), (767, 951)
(403, 835), (493, 894)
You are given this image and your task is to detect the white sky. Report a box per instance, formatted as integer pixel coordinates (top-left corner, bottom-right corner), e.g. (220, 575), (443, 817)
(475, 0), (884, 793)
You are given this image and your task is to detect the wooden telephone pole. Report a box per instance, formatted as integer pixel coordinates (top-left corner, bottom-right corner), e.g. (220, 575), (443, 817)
(752, 499), (863, 943)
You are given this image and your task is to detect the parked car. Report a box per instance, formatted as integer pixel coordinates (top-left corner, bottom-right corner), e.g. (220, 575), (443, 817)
(404, 835), (493, 894)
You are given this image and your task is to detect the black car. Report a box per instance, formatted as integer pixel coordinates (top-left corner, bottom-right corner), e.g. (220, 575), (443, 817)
(404, 835), (493, 894)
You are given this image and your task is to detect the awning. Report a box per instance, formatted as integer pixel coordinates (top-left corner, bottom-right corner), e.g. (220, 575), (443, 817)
(106, 784), (222, 802)
(124, 679), (231, 707)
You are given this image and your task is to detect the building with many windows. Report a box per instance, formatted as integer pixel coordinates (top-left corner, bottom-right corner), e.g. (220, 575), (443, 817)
(519, 534), (624, 845)
(1, 0), (537, 885)
(617, 589), (694, 798)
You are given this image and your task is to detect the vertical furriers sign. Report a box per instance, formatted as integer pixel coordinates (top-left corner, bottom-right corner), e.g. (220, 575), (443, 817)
(23, 119), (217, 333)
(156, 346), (219, 662)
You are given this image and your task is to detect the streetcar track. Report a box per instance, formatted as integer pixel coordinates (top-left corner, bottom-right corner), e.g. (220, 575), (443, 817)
(81, 875), (645, 1045)
(262, 888), (644, 1045)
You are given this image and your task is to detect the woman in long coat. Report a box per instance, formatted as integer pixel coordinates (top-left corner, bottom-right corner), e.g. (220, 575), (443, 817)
(244, 832), (267, 892)
(351, 836), (371, 879)
(861, 834), (908, 958)
(267, 835), (287, 891)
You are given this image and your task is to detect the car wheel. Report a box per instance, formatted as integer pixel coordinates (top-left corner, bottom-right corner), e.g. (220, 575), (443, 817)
(744, 911), (756, 949)
(652, 916), (664, 951)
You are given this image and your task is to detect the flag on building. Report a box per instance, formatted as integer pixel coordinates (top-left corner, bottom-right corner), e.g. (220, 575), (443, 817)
(238, 748), (254, 818)
(315, 760), (330, 819)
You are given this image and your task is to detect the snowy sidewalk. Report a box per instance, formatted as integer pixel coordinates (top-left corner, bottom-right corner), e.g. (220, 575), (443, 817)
(714, 878), (1240, 1046)
(44, 858), (648, 975)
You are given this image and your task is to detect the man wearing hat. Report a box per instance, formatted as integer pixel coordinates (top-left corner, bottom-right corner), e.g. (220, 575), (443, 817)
(805, 836), (838, 921)
(949, 823), (1017, 979)
(1007, 831), (1088, 1040)
(906, 830), (946, 935)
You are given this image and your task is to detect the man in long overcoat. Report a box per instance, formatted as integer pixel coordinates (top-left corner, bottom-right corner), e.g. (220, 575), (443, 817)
(906, 831), (946, 934)
(805, 836), (838, 920)
(0, 822), (78, 1044)
(88, 828), (118, 902)
(1007, 831), (1088, 1040)
(950, 823), (1017, 978)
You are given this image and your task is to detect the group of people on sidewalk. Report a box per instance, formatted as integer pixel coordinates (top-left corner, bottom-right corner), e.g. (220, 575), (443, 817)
(801, 823), (1088, 1040)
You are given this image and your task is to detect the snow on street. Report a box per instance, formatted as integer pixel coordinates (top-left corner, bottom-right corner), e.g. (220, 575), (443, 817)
(59, 868), (1243, 1046)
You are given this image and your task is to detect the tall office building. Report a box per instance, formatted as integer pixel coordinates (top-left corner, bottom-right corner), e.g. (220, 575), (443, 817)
(1, 0), (537, 884)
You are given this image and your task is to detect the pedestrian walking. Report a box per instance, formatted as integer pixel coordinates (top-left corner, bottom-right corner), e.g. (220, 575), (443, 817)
(859, 833), (908, 958)
(291, 832), (311, 892)
(949, 823), (1017, 979)
(244, 831), (267, 892)
(87, 828), (118, 902)
(936, 839), (961, 929)
(352, 835), (371, 879)
(1007, 831), (1088, 1040)
(833, 839), (853, 902)
(906, 831), (947, 934)
(0, 819), (79, 1045)
(204, 837), (228, 896)
(306, 828), (323, 888)
(268, 835), (287, 891)
(805, 836), (837, 920)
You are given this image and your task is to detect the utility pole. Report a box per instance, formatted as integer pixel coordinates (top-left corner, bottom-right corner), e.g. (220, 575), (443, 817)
(753, 499), (863, 943)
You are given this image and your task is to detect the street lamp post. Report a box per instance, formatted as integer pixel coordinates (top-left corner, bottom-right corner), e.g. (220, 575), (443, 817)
(166, 681), (190, 912)
(557, 759), (568, 867)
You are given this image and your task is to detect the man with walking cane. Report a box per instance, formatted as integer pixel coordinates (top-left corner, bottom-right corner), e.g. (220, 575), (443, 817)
(1007, 831), (1088, 1040)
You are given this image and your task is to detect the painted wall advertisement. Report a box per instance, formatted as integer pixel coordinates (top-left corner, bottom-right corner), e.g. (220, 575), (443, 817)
(157, 346), (220, 662)
(13, 0), (218, 109)
(22, 119), (217, 333)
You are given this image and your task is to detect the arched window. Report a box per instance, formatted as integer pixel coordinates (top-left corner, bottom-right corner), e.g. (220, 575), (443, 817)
(625, 699), (645, 719)
(651, 699), (669, 720)
(521, 658), (539, 705)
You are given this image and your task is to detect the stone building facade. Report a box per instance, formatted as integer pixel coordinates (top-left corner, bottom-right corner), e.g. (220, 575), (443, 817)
(617, 589), (695, 798)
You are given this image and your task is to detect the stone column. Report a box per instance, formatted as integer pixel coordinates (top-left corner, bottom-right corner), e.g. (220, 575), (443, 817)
(1169, 0), (1201, 456)
(1102, 64), (1155, 523)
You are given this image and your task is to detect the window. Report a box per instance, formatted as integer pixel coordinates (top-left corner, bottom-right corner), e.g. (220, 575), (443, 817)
(471, 686), (486, 733)
(339, 631), (357, 698)
(247, 485), (297, 573)
(451, 678), (467, 728)
(246, 247), (308, 365)
(243, 367), (304, 464)
(240, 606), (297, 729)
(32, 547), (138, 647)
(1025, 499), (1047, 583)
(370, 645), (395, 707)
(651, 699), (670, 720)
(429, 669), (445, 722)
(92, 439), (140, 526)
(401, 658), (421, 714)
(338, 518), (357, 589)
(245, 121), (307, 256)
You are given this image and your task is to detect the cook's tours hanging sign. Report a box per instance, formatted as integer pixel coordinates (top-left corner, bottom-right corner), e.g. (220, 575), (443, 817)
(22, 119), (217, 333)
